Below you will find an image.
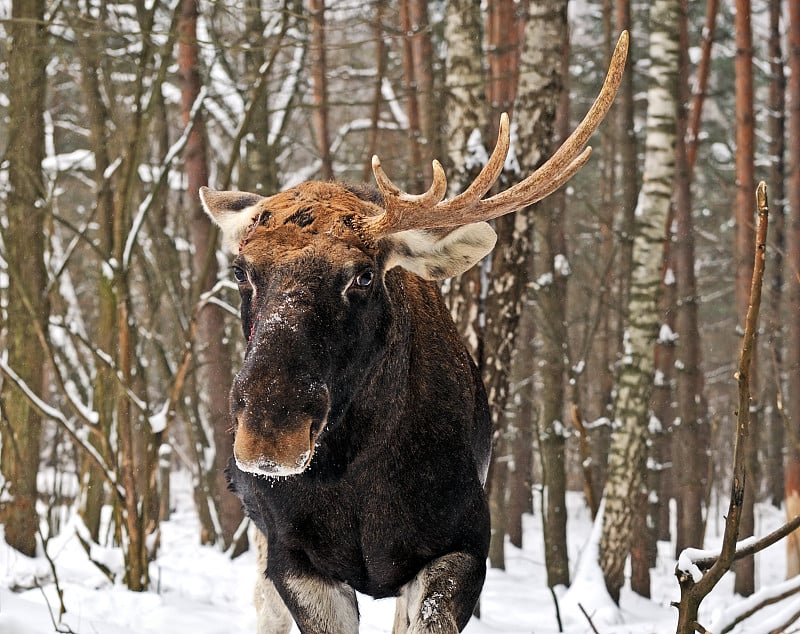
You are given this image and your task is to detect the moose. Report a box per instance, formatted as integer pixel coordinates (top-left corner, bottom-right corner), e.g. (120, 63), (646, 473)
(199, 32), (627, 634)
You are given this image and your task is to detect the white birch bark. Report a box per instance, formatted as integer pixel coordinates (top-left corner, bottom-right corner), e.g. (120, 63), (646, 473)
(443, 0), (487, 358)
(599, 0), (680, 603)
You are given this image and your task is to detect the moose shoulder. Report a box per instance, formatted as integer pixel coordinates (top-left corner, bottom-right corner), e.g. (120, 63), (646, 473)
(200, 32), (627, 634)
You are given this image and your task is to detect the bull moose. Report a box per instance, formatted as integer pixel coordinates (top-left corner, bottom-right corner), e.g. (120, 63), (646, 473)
(199, 32), (627, 634)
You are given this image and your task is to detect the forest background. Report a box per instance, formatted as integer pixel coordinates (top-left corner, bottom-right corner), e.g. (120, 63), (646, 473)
(1, 0), (800, 628)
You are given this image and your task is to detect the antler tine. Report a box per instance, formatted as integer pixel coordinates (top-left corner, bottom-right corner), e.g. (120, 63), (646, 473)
(454, 30), (629, 222)
(361, 31), (628, 238)
(446, 112), (511, 206)
(365, 157), (448, 235)
(365, 113), (511, 238)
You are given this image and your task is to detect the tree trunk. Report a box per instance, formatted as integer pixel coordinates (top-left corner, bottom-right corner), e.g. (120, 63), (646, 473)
(600, 0), (680, 603)
(443, 0), (487, 364)
(764, 0), (786, 511)
(74, 9), (117, 543)
(0, 0), (49, 559)
(672, 0), (708, 558)
(179, 0), (245, 555)
(398, 0), (426, 191)
(308, 0), (333, 180)
(521, 0), (570, 588)
(408, 0), (435, 184)
(733, 0), (757, 597)
(483, 0), (525, 572)
(786, 0), (800, 579)
(507, 306), (535, 550)
(363, 0), (388, 183)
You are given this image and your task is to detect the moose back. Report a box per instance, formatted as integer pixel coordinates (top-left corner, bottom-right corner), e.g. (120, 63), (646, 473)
(200, 31), (627, 634)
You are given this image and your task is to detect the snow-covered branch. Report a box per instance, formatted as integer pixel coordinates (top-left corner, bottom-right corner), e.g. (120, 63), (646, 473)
(122, 86), (207, 269)
(0, 356), (124, 503)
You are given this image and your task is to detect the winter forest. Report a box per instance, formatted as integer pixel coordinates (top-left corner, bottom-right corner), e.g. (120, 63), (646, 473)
(1, 0), (800, 632)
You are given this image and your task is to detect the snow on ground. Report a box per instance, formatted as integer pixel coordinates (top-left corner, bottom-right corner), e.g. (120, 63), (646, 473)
(0, 473), (796, 633)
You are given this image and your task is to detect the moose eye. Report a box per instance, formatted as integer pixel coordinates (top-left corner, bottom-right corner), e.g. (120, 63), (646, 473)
(232, 265), (248, 285)
(352, 269), (374, 290)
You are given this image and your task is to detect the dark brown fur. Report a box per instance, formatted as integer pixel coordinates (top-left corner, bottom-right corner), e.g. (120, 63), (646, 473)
(211, 181), (491, 633)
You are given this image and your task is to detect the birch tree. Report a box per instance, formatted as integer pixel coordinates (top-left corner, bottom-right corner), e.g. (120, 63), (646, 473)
(599, 0), (680, 603)
(443, 0), (487, 362)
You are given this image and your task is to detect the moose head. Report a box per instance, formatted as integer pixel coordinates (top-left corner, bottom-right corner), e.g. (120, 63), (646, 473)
(200, 31), (628, 479)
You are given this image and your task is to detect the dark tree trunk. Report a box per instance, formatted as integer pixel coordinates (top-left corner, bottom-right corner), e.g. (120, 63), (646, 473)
(764, 0), (786, 511)
(785, 0), (800, 579)
(483, 0), (525, 572)
(524, 0), (570, 587)
(75, 9), (117, 543)
(0, 0), (49, 559)
(673, 0), (708, 557)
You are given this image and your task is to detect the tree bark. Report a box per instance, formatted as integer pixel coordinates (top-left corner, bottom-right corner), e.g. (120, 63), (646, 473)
(483, 0), (525, 572)
(0, 0), (49, 559)
(398, 0), (428, 191)
(522, 0), (570, 588)
(308, 0), (333, 180)
(179, 0), (244, 555)
(764, 0), (786, 511)
(672, 0), (709, 559)
(600, 0), (680, 603)
(786, 0), (800, 579)
(733, 0), (757, 597)
(443, 0), (488, 365)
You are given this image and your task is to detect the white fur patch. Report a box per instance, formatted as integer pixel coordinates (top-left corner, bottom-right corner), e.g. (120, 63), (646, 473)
(253, 531), (293, 634)
(386, 222), (497, 280)
(283, 575), (359, 632)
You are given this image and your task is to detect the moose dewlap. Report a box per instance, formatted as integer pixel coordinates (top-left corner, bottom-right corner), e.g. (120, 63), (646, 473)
(199, 31), (627, 634)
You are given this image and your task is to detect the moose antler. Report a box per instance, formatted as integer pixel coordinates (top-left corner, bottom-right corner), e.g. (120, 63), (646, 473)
(363, 30), (629, 238)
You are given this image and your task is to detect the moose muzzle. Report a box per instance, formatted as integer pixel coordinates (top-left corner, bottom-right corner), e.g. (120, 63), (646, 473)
(231, 379), (331, 477)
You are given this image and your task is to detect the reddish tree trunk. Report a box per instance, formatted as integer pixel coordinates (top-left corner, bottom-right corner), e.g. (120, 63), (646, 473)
(399, 0), (425, 190)
(483, 0), (525, 571)
(786, 0), (800, 579)
(180, 0), (245, 554)
(733, 0), (757, 597)
(685, 0), (718, 174)
(309, 0), (333, 180)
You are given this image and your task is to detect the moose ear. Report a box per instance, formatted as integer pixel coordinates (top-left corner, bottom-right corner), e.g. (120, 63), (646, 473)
(384, 222), (497, 281)
(199, 187), (265, 251)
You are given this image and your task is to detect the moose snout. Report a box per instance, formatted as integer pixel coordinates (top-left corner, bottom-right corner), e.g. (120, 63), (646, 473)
(231, 380), (330, 477)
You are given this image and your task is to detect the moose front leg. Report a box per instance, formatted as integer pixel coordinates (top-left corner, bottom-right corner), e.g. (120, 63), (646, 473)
(272, 570), (359, 634)
(393, 552), (485, 634)
(253, 530), (293, 634)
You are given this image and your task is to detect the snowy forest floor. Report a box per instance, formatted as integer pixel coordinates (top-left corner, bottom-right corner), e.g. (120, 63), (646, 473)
(0, 472), (793, 634)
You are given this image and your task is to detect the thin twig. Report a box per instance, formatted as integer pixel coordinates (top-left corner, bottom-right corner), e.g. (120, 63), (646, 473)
(578, 603), (601, 634)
